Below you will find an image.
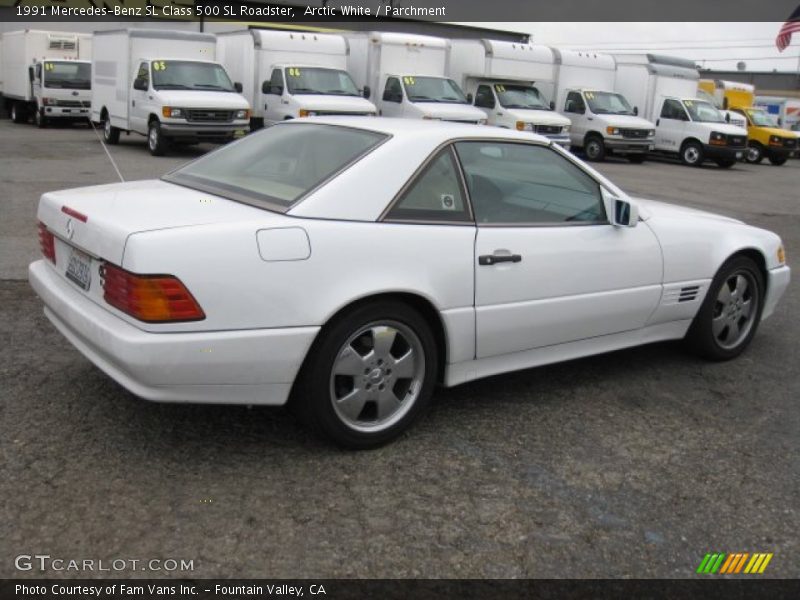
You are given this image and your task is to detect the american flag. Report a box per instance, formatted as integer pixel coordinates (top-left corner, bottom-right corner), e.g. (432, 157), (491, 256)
(776, 5), (800, 51)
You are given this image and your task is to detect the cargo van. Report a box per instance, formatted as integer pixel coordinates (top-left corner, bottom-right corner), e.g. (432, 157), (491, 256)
(551, 48), (655, 162)
(614, 54), (748, 167)
(346, 32), (485, 124)
(92, 29), (250, 156)
(447, 40), (571, 147)
(218, 29), (376, 129)
(1, 30), (92, 127)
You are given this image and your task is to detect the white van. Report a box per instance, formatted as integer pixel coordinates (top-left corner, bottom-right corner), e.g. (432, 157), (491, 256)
(92, 29), (250, 156)
(448, 39), (571, 147)
(218, 29), (376, 129)
(1, 30), (92, 127)
(551, 49), (655, 162)
(347, 32), (487, 124)
(614, 54), (748, 167)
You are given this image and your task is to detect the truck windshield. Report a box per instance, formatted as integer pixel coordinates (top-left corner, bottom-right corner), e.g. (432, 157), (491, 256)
(43, 61), (91, 90)
(285, 67), (360, 96)
(682, 99), (725, 123)
(584, 91), (634, 115)
(747, 109), (779, 127)
(403, 77), (467, 104)
(494, 84), (549, 110)
(151, 61), (236, 92)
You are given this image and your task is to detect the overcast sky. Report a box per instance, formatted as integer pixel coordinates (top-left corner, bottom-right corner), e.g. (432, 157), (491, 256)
(460, 22), (800, 72)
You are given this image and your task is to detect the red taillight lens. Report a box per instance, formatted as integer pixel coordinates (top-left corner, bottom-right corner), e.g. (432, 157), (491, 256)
(38, 222), (55, 263)
(101, 263), (205, 323)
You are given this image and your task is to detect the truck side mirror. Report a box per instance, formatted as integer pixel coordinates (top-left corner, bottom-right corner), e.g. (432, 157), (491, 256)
(549, 100), (555, 110)
(725, 113), (730, 123)
(263, 81), (282, 95)
(362, 85), (371, 99)
(466, 93), (473, 103)
(234, 82), (243, 93)
(633, 106), (638, 116)
(133, 78), (148, 91)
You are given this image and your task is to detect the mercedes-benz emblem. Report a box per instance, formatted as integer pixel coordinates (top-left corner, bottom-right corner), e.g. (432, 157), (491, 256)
(71, 90), (78, 96)
(66, 219), (75, 239)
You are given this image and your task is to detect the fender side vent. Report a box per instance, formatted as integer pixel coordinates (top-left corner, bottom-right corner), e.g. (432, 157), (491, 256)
(678, 285), (700, 303)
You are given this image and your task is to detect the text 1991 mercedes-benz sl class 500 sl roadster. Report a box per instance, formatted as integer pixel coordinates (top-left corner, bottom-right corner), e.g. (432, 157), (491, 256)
(29, 118), (790, 448)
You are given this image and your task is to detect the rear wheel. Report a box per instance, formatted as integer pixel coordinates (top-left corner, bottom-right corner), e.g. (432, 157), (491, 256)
(684, 256), (764, 360)
(680, 141), (704, 166)
(584, 135), (606, 161)
(147, 120), (169, 156)
(715, 158), (736, 168)
(768, 156), (787, 166)
(102, 116), (120, 144)
(291, 301), (438, 449)
(11, 102), (26, 124)
(745, 143), (764, 164)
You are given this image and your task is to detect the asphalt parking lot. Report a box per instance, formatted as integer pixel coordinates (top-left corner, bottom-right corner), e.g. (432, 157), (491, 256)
(1, 119), (798, 579)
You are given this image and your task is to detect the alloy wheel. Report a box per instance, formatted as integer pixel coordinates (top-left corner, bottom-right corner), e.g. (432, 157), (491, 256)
(712, 271), (759, 350)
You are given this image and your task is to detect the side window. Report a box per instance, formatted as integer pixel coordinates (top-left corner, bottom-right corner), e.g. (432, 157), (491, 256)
(474, 85), (495, 109)
(660, 99), (686, 120)
(454, 142), (605, 225)
(384, 148), (470, 223)
(135, 62), (149, 88)
(564, 91), (585, 114)
(268, 69), (284, 95)
(383, 77), (402, 103)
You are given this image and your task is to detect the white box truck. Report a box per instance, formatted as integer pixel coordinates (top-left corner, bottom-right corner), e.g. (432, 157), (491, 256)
(447, 39), (571, 147)
(614, 54), (748, 168)
(218, 29), (376, 129)
(92, 29), (250, 156)
(551, 48), (656, 162)
(347, 32), (487, 124)
(1, 30), (92, 127)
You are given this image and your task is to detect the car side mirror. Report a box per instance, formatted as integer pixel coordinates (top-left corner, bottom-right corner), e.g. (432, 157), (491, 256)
(133, 78), (148, 91)
(466, 92), (473, 104)
(362, 85), (371, 99)
(611, 197), (639, 227)
(234, 82), (243, 93)
(549, 100), (555, 110)
(633, 106), (638, 116)
(725, 113), (730, 123)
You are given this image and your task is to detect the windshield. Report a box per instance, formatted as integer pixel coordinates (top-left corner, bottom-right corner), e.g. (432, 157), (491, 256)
(494, 84), (550, 110)
(584, 91), (634, 115)
(151, 61), (235, 92)
(285, 67), (359, 96)
(164, 124), (387, 210)
(683, 99), (725, 123)
(403, 76), (467, 104)
(42, 61), (91, 90)
(747, 109), (779, 127)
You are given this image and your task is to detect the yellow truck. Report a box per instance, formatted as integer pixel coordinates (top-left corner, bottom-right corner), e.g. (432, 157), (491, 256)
(699, 79), (798, 165)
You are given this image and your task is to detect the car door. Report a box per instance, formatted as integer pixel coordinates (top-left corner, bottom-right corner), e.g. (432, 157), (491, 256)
(129, 61), (151, 134)
(380, 77), (404, 117)
(563, 90), (588, 146)
(455, 141), (663, 359)
(655, 98), (688, 152)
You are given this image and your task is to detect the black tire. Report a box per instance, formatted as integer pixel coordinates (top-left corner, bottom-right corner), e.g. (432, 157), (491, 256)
(715, 158), (736, 168)
(680, 141), (705, 167)
(291, 301), (438, 449)
(249, 117), (264, 130)
(627, 155), (646, 164)
(102, 115), (120, 144)
(147, 120), (169, 156)
(35, 109), (47, 128)
(745, 143), (764, 164)
(584, 135), (606, 161)
(11, 102), (26, 124)
(684, 255), (765, 361)
(768, 156), (787, 166)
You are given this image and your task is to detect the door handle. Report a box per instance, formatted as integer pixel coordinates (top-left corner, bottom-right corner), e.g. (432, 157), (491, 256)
(479, 254), (522, 266)
(656, 118), (660, 126)
(131, 100), (135, 107)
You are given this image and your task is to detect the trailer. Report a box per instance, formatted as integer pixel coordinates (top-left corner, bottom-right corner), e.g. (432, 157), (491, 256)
(218, 29), (376, 128)
(92, 29), (250, 156)
(1, 30), (92, 127)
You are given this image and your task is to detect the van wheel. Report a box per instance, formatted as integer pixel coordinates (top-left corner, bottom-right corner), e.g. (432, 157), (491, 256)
(147, 121), (169, 156)
(584, 135), (606, 161)
(680, 141), (704, 166)
(103, 117), (120, 144)
(35, 109), (47, 128)
(11, 103), (26, 124)
(768, 156), (787, 166)
(745, 143), (764, 164)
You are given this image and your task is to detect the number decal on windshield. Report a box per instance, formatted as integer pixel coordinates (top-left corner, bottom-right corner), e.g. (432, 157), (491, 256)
(152, 61), (167, 71)
(288, 68), (302, 77)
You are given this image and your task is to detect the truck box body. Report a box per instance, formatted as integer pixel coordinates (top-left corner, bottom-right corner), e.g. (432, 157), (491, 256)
(448, 39), (571, 144)
(755, 95), (800, 130)
(218, 29), (376, 126)
(348, 32), (485, 124)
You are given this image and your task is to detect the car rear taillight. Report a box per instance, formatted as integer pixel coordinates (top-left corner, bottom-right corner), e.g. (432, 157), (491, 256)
(101, 263), (205, 323)
(38, 222), (55, 263)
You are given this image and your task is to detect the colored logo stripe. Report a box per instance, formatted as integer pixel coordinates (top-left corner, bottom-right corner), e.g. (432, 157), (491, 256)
(700, 552), (773, 574)
(696, 553), (726, 573)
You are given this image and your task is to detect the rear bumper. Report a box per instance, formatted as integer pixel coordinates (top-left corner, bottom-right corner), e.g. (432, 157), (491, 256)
(763, 265), (791, 321)
(702, 144), (745, 160)
(28, 260), (318, 406)
(159, 121), (249, 140)
(605, 138), (654, 154)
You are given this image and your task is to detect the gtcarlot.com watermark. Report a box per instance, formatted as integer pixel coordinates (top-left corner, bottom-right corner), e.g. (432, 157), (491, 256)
(15, 554), (194, 573)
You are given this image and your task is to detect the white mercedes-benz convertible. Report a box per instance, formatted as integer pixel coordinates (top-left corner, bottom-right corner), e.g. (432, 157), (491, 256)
(30, 118), (790, 447)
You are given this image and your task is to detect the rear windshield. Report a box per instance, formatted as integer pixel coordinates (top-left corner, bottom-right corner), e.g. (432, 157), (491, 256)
(164, 124), (387, 211)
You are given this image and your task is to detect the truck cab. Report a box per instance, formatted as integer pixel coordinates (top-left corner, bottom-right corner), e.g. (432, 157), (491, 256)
(731, 105), (798, 166)
(379, 74), (486, 123)
(560, 88), (654, 162)
(469, 81), (570, 147)
(29, 59), (91, 127)
(654, 96), (748, 167)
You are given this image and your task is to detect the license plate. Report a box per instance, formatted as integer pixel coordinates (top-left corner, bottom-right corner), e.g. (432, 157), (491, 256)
(65, 248), (92, 290)
(736, 152), (743, 159)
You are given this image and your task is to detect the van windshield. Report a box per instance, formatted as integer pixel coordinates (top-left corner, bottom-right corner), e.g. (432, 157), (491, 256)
(584, 91), (634, 115)
(683, 99), (725, 123)
(746, 109), (779, 127)
(285, 67), (360, 96)
(494, 84), (550, 110)
(151, 61), (236, 92)
(403, 77), (468, 104)
(43, 61), (91, 90)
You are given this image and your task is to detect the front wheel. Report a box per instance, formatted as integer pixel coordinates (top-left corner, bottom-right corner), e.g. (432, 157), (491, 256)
(291, 301), (438, 449)
(35, 109), (47, 128)
(103, 117), (120, 144)
(768, 156), (787, 166)
(680, 141), (704, 166)
(147, 120), (169, 156)
(745, 143), (764, 164)
(684, 256), (764, 361)
(584, 136), (606, 161)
